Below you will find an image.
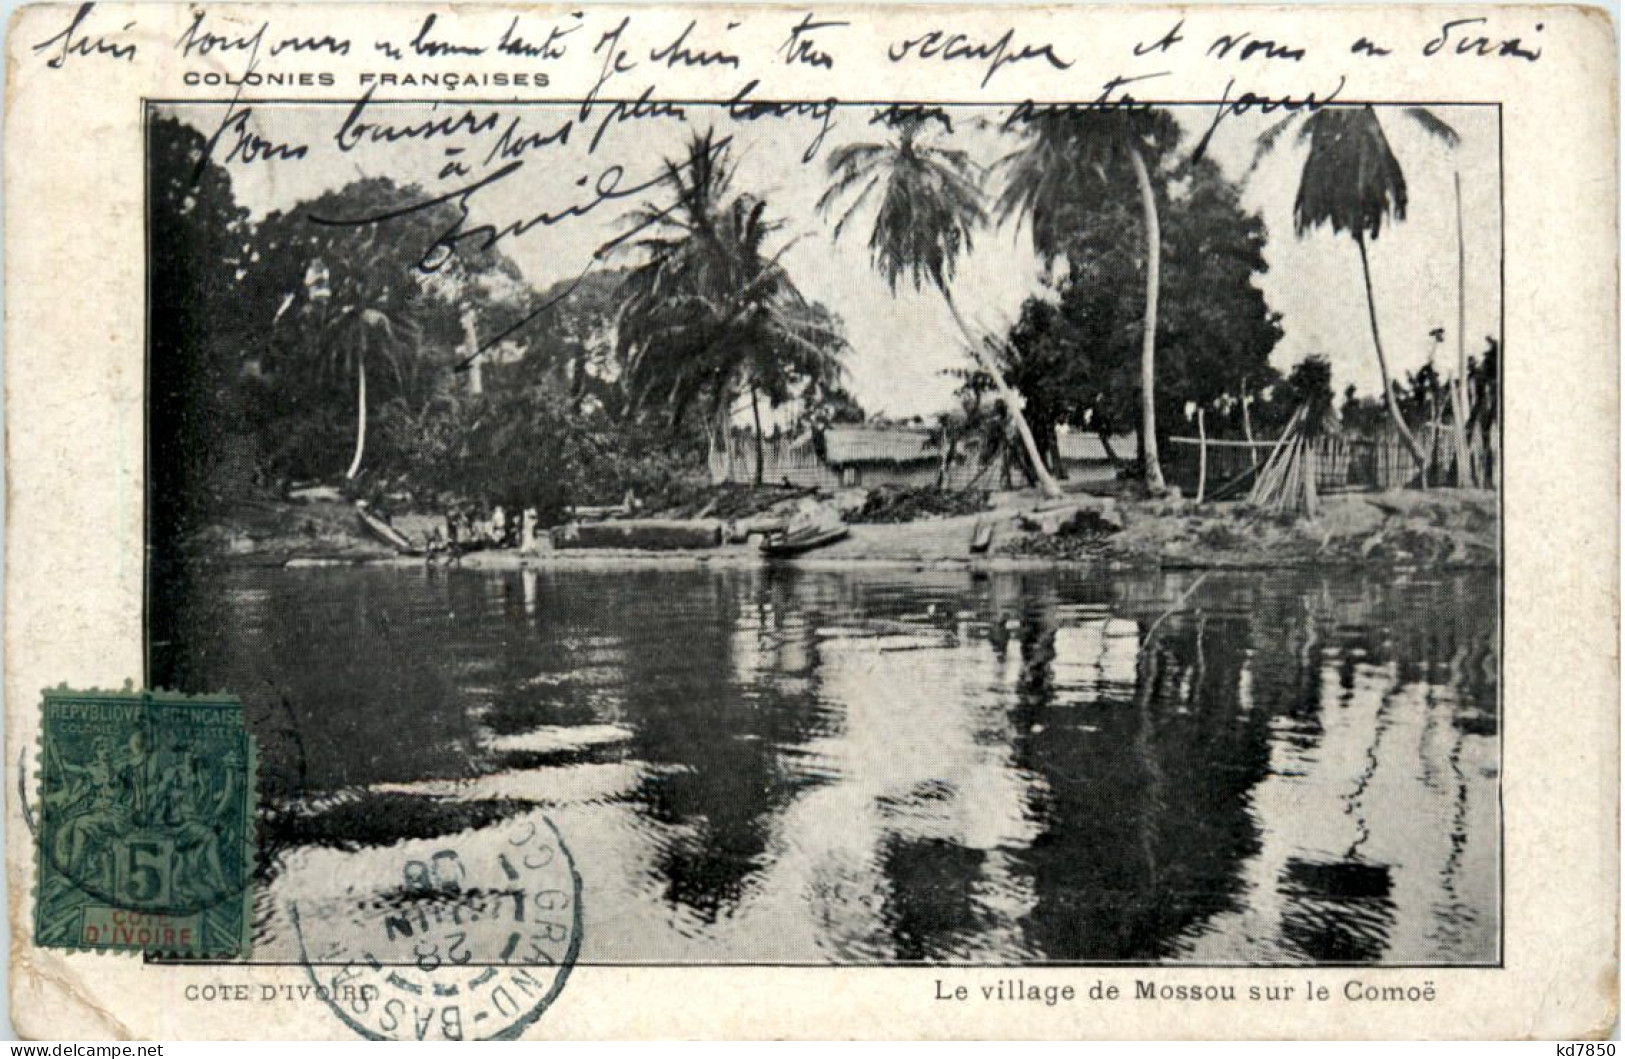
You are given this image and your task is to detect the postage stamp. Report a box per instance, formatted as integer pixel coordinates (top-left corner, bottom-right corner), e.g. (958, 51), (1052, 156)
(290, 813), (581, 1041)
(34, 686), (254, 959)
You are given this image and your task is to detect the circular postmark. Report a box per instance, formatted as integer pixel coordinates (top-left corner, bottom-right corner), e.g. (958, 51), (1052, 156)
(292, 812), (581, 1041)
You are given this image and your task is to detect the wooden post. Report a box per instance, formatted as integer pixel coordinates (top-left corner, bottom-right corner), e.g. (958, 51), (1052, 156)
(1300, 435), (1313, 516)
(1240, 377), (1258, 468)
(1451, 170), (1476, 487)
(1196, 407), (1208, 504)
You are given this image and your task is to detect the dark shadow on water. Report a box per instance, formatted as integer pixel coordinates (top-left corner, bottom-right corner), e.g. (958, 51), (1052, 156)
(879, 836), (988, 962)
(154, 563), (1499, 964)
(261, 792), (532, 861)
(1278, 857), (1397, 963)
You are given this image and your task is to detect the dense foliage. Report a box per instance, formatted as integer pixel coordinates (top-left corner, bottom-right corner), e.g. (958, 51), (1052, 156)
(147, 117), (851, 527)
(994, 156), (1283, 467)
(149, 98), (1496, 556)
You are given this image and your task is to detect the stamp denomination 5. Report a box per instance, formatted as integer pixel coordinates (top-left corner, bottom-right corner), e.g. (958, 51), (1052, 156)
(34, 687), (255, 959)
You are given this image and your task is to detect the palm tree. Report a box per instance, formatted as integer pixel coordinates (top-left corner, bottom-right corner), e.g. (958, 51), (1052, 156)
(995, 107), (1181, 495)
(327, 303), (413, 480)
(818, 114), (1062, 499)
(272, 255), (416, 481)
(1253, 106), (1460, 475)
(613, 130), (846, 485)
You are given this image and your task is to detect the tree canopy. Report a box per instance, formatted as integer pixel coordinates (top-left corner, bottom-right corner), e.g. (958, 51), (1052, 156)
(613, 129), (849, 445)
(995, 154), (1282, 459)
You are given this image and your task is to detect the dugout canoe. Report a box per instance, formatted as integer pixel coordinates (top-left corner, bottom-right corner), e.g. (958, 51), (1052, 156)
(760, 524), (849, 558)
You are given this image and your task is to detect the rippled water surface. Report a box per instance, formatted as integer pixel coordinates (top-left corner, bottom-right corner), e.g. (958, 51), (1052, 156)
(154, 564), (1499, 965)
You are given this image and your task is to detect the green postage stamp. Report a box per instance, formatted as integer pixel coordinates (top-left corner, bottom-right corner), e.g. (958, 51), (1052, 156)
(34, 687), (255, 959)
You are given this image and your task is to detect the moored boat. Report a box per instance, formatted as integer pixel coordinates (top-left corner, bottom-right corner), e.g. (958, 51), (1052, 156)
(760, 523), (849, 558)
(969, 520), (995, 554)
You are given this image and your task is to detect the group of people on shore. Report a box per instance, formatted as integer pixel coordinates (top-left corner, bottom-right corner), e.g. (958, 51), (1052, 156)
(426, 504), (541, 561)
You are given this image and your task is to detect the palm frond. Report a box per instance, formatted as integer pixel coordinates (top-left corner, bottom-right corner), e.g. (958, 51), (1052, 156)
(1241, 112), (1304, 178)
(1401, 107), (1462, 148)
(1292, 107), (1408, 240)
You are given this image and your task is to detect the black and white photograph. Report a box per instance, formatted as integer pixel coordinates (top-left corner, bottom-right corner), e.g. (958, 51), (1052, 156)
(142, 88), (1503, 972)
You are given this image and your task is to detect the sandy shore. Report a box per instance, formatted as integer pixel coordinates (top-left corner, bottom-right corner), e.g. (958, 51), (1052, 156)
(263, 489), (1498, 572)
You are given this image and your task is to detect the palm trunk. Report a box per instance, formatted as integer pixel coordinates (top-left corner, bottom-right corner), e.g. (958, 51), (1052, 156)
(1354, 230), (1429, 476)
(749, 383), (766, 487)
(940, 289), (1062, 500)
(1129, 146), (1168, 495)
(1098, 429), (1119, 464)
(720, 398), (735, 483)
(462, 311), (483, 397)
(1450, 170), (1475, 486)
(345, 357), (367, 480)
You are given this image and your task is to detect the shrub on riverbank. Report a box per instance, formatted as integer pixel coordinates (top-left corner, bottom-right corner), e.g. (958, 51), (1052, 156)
(1096, 491), (1497, 567)
(847, 486), (991, 524)
(995, 491), (1496, 567)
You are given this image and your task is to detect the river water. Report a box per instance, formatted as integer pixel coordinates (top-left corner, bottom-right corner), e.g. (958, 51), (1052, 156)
(153, 564), (1499, 965)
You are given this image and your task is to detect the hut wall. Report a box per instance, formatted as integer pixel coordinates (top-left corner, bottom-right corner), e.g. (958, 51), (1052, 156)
(709, 435), (1001, 490)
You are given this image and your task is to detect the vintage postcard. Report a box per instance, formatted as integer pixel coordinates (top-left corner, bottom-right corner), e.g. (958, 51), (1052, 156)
(4, 1), (1617, 1041)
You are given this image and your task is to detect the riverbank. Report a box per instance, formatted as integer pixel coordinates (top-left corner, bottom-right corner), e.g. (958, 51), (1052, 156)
(199, 488), (1497, 571)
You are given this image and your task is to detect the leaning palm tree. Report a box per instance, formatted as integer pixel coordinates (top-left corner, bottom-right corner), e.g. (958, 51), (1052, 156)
(1252, 106), (1460, 476)
(995, 107), (1181, 495)
(819, 114), (1062, 499)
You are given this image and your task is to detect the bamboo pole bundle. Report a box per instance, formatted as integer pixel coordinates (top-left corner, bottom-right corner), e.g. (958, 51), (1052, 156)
(1248, 407), (1304, 513)
(1246, 407), (1324, 517)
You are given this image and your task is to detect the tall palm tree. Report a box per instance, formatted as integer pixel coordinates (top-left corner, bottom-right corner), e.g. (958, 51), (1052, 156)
(613, 130), (846, 485)
(995, 107), (1181, 495)
(273, 255), (416, 481)
(1253, 106), (1460, 475)
(819, 114), (1062, 499)
(328, 303), (413, 480)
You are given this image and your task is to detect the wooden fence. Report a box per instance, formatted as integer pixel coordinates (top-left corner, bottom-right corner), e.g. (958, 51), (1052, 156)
(1168, 425), (1497, 498)
(709, 435), (841, 488)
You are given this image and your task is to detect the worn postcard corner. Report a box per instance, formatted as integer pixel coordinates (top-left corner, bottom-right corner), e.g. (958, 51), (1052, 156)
(3, 0), (1618, 1041)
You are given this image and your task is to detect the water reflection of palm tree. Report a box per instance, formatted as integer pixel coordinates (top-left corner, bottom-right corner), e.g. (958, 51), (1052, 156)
(1267, 591), (1402, 964)
(742, 571), (1044, 961)
(1431, 713), (1473, 952)
(624, 573), (830, 924)
(1343, 667), (1402, 862)
(1012, 579), (1274, 960)
(1132, 636), (1168, 937)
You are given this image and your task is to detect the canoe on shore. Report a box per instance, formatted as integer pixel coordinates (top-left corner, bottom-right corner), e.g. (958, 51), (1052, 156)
(761, 524), (849, 558)
(558, 519), (724, 551)
(356, 507), (422, 556)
